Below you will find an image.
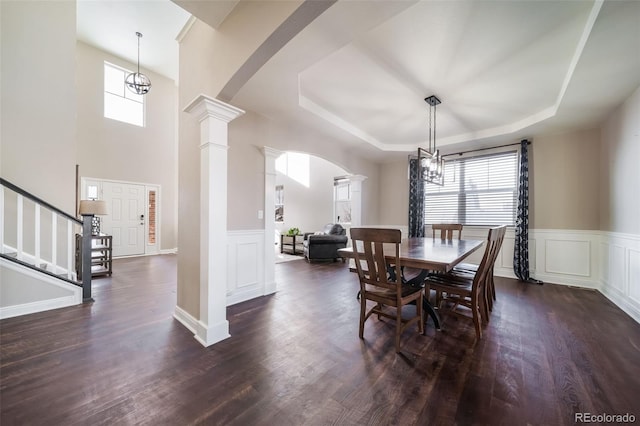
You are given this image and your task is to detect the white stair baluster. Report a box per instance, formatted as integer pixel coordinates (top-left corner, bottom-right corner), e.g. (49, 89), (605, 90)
(67, 220), (73, 279)
(35, 204), (41, 269)
(51, 214), (57, 274)
(17, 195), (23, 260)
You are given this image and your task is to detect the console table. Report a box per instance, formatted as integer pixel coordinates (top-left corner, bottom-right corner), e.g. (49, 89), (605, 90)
(75, 233), (113, 279)
(280, 234), (304, 255)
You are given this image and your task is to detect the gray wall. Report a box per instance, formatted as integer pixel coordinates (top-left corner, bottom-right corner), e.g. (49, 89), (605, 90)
(530, 128), (601, 230)
(1, 1), (77, 212)
(600, 85), (640, 235)
(377, 127), (603, 231)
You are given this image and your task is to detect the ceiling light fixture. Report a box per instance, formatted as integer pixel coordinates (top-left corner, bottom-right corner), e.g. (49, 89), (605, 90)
(418, 95), (444, 185)
(125, 32), (151, 95)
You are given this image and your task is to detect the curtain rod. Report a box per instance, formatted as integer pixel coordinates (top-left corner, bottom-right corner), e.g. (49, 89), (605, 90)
(443, 139), (530, 158)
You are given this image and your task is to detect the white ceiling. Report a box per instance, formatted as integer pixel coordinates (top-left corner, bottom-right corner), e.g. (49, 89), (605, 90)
(76, 0), (191, 82)
(77, 0), (640, 161)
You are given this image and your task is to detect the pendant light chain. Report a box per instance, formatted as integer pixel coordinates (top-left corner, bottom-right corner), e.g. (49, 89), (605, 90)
(433, 101), (436, 154)
(136, 32), (141, 74)
(428, 101), (433, 152)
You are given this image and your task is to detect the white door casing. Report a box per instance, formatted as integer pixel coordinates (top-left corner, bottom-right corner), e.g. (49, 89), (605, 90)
(81, 178), (159, 257)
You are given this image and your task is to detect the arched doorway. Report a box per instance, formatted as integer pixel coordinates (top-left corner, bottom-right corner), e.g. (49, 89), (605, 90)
(262, 148), (366, 290)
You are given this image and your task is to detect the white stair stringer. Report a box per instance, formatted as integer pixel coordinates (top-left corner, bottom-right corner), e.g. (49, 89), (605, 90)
(0, 257), (82, 320)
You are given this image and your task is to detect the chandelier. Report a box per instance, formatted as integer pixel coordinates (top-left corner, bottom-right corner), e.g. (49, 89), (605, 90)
(125, 32), (152, 95)
(418, 95), (444, 185)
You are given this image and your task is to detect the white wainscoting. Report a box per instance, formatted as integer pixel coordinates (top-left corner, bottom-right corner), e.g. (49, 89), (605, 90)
(528, 229), (600, 289)
(445, 227), (601, 288)
(222, 227), (639, 324)
(226, 230), (266, 306)
(435, 226), (639, 324)
(599, 232), (640, 324)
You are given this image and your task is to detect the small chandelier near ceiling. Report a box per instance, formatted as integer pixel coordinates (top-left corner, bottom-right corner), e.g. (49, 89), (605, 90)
(125, 32), (151, 95)
(418, 95), (444, 185)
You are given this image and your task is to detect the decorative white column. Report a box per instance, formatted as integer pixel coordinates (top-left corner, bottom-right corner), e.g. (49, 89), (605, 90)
(348, 175), (367, 228)
(263, 147), (282, 295)
(184, 94), (245, 347)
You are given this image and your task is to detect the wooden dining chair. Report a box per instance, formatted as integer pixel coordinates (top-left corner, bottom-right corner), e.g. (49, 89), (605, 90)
(424, 225), (506, 339)
(431, 223), (463, 240)
(451, 226), (506, 313)
(350, 228), (424, 353)
(426, 223), (464, 306)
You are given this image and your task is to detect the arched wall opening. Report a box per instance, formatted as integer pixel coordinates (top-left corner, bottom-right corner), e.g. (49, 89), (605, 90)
(274, 151), (350, 244)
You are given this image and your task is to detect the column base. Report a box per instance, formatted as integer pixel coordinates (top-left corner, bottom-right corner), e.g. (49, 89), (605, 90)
(194, 319), (230, 347)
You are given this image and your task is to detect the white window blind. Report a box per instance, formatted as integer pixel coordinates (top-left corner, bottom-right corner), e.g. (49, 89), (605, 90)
(425, 150), (518, 226)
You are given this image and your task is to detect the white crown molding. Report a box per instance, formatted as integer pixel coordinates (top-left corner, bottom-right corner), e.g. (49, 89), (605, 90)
(183, 94), (245, 123)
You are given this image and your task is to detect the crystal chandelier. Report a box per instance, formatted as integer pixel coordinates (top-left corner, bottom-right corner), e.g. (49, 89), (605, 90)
(125, 32), (151, 95)
(418, 95), (444, 185)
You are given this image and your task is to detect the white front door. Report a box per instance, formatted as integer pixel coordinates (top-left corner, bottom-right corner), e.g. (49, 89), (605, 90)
(101, 181), (145, 257)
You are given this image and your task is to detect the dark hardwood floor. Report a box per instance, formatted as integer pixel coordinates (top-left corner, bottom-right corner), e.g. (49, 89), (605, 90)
(1, 255), (639, 425)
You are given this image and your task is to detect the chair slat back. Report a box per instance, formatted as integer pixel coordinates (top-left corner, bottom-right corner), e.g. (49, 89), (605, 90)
(431, 223), (463, 240)
(471, 226), (507, 298)
(350, 228), (402, 294)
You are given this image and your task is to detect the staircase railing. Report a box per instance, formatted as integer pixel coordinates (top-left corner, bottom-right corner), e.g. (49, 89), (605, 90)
(0, 177), (93, 301)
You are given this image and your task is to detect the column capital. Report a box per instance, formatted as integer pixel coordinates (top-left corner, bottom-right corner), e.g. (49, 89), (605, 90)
(348, 174), (368, 183)
(184, 94), (245, 123)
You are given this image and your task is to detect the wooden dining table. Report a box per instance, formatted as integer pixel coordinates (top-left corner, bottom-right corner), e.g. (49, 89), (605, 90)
(338, 237), (485, 331)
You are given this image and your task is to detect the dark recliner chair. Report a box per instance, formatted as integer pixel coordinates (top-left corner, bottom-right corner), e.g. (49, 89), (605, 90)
(303, 223), (348, 262)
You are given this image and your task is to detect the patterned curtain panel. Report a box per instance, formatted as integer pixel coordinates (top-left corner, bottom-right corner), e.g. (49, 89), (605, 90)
(513, 140), (542, 284)
(408, 158), (425, 238)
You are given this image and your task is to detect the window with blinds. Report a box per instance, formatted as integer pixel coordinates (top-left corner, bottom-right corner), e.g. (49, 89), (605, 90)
(424, 150), (518, 226)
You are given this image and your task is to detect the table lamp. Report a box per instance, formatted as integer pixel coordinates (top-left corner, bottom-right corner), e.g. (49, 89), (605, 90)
(79, 200), (108, 235)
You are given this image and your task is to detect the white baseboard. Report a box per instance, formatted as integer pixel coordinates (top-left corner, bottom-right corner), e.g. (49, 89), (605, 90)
(600, 284), (640, 324)
(0, 295), (80, 320)
(174, 305), (231, 347)
(160, 248), (178, 255)
(173, 305), (199, 334)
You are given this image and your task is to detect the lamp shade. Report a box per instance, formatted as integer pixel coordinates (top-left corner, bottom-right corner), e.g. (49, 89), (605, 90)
(79, 200), (108, 216)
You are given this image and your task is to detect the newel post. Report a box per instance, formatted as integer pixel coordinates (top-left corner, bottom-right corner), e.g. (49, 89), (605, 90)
(80, 214), (93, 302)
(184, 94), (245, 347)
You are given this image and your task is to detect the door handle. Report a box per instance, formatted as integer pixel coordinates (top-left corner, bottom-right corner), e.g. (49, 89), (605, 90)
(140, 214), (144, 225)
